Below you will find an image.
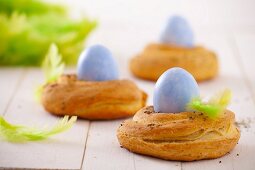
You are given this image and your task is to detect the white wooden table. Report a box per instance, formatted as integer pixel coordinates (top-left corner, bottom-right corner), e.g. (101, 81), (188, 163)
(1, 0), (255, 169)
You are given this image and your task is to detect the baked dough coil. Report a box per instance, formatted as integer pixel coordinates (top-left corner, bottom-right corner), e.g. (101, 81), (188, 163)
(130, 43), (218, 81)
(117, 106), (240, 161)
(41, 74), (147, 120)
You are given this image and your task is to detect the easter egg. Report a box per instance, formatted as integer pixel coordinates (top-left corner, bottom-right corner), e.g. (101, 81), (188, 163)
(153, 67), (199, 113)
(159, 15), (194, 47)
(77, 44), (119, 81)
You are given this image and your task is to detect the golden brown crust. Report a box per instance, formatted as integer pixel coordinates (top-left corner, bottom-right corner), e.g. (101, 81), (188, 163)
(41, 74), (147, 120)
(117, 106), (240, 161)
(130, 43), (218, 81)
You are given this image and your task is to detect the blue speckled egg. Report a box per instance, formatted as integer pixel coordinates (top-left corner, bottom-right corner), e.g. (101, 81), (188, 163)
(153, 67), (199, 113)
(77, 44), (119, 81)
(159, 15), (194, 47)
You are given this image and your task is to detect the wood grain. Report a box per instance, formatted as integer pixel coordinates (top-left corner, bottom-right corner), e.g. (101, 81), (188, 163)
(82, 120), (135, 170)
(0, 68), (25, 116)
(0, 69), (89, 170)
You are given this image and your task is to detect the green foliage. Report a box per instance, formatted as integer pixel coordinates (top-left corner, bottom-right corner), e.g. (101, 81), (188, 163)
(0, 0), (97, 66)
(0, 0), (66, 16)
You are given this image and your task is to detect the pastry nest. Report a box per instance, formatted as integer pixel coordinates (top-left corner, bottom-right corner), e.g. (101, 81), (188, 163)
(41, 74), (147, 120)
(117, 106), (240, 161)
(130, 43), (218, 81)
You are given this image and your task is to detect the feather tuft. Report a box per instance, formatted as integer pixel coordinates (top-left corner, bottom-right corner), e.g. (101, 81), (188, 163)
(0, 116), (77, 142)
(186, 89), (232, 119)
(42, 43), (65, 83)
(35, 43), (64, 101)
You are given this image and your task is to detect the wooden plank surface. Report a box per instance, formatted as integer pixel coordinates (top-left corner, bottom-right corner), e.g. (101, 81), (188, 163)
(82, 120), (134, 170)
(234, 33), (255, 101)
(0, 69), (89, 170)
(0, 68), (25, 116)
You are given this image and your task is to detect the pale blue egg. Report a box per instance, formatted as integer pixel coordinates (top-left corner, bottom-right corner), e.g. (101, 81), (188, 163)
(153, 67), (199, 113)
(77, 44), (119, 81)
(159, 15), (194, 47)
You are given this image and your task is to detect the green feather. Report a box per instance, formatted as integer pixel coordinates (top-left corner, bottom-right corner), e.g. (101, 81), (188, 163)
(209, 89), (232, 107)
(35, 43), (64, 102)
(0, 116), (77, 142)
(186, 89), (232, 118)
(42, 43), (65, 83)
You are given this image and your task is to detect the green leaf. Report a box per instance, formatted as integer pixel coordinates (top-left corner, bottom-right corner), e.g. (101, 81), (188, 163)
(186, 89), (232, 119)
(0, 116), (77, 142)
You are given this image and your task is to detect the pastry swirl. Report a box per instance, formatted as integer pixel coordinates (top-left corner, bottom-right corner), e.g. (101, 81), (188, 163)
(41, 74), (147, 120)
(130, 43), (218, 81)
(117, 106), (240, 161)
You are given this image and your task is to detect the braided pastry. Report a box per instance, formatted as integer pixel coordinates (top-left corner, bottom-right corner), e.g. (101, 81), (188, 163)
(41, 74), (147, 120)
(130, 43), (218, 81)
(117, 106), (240, 161)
